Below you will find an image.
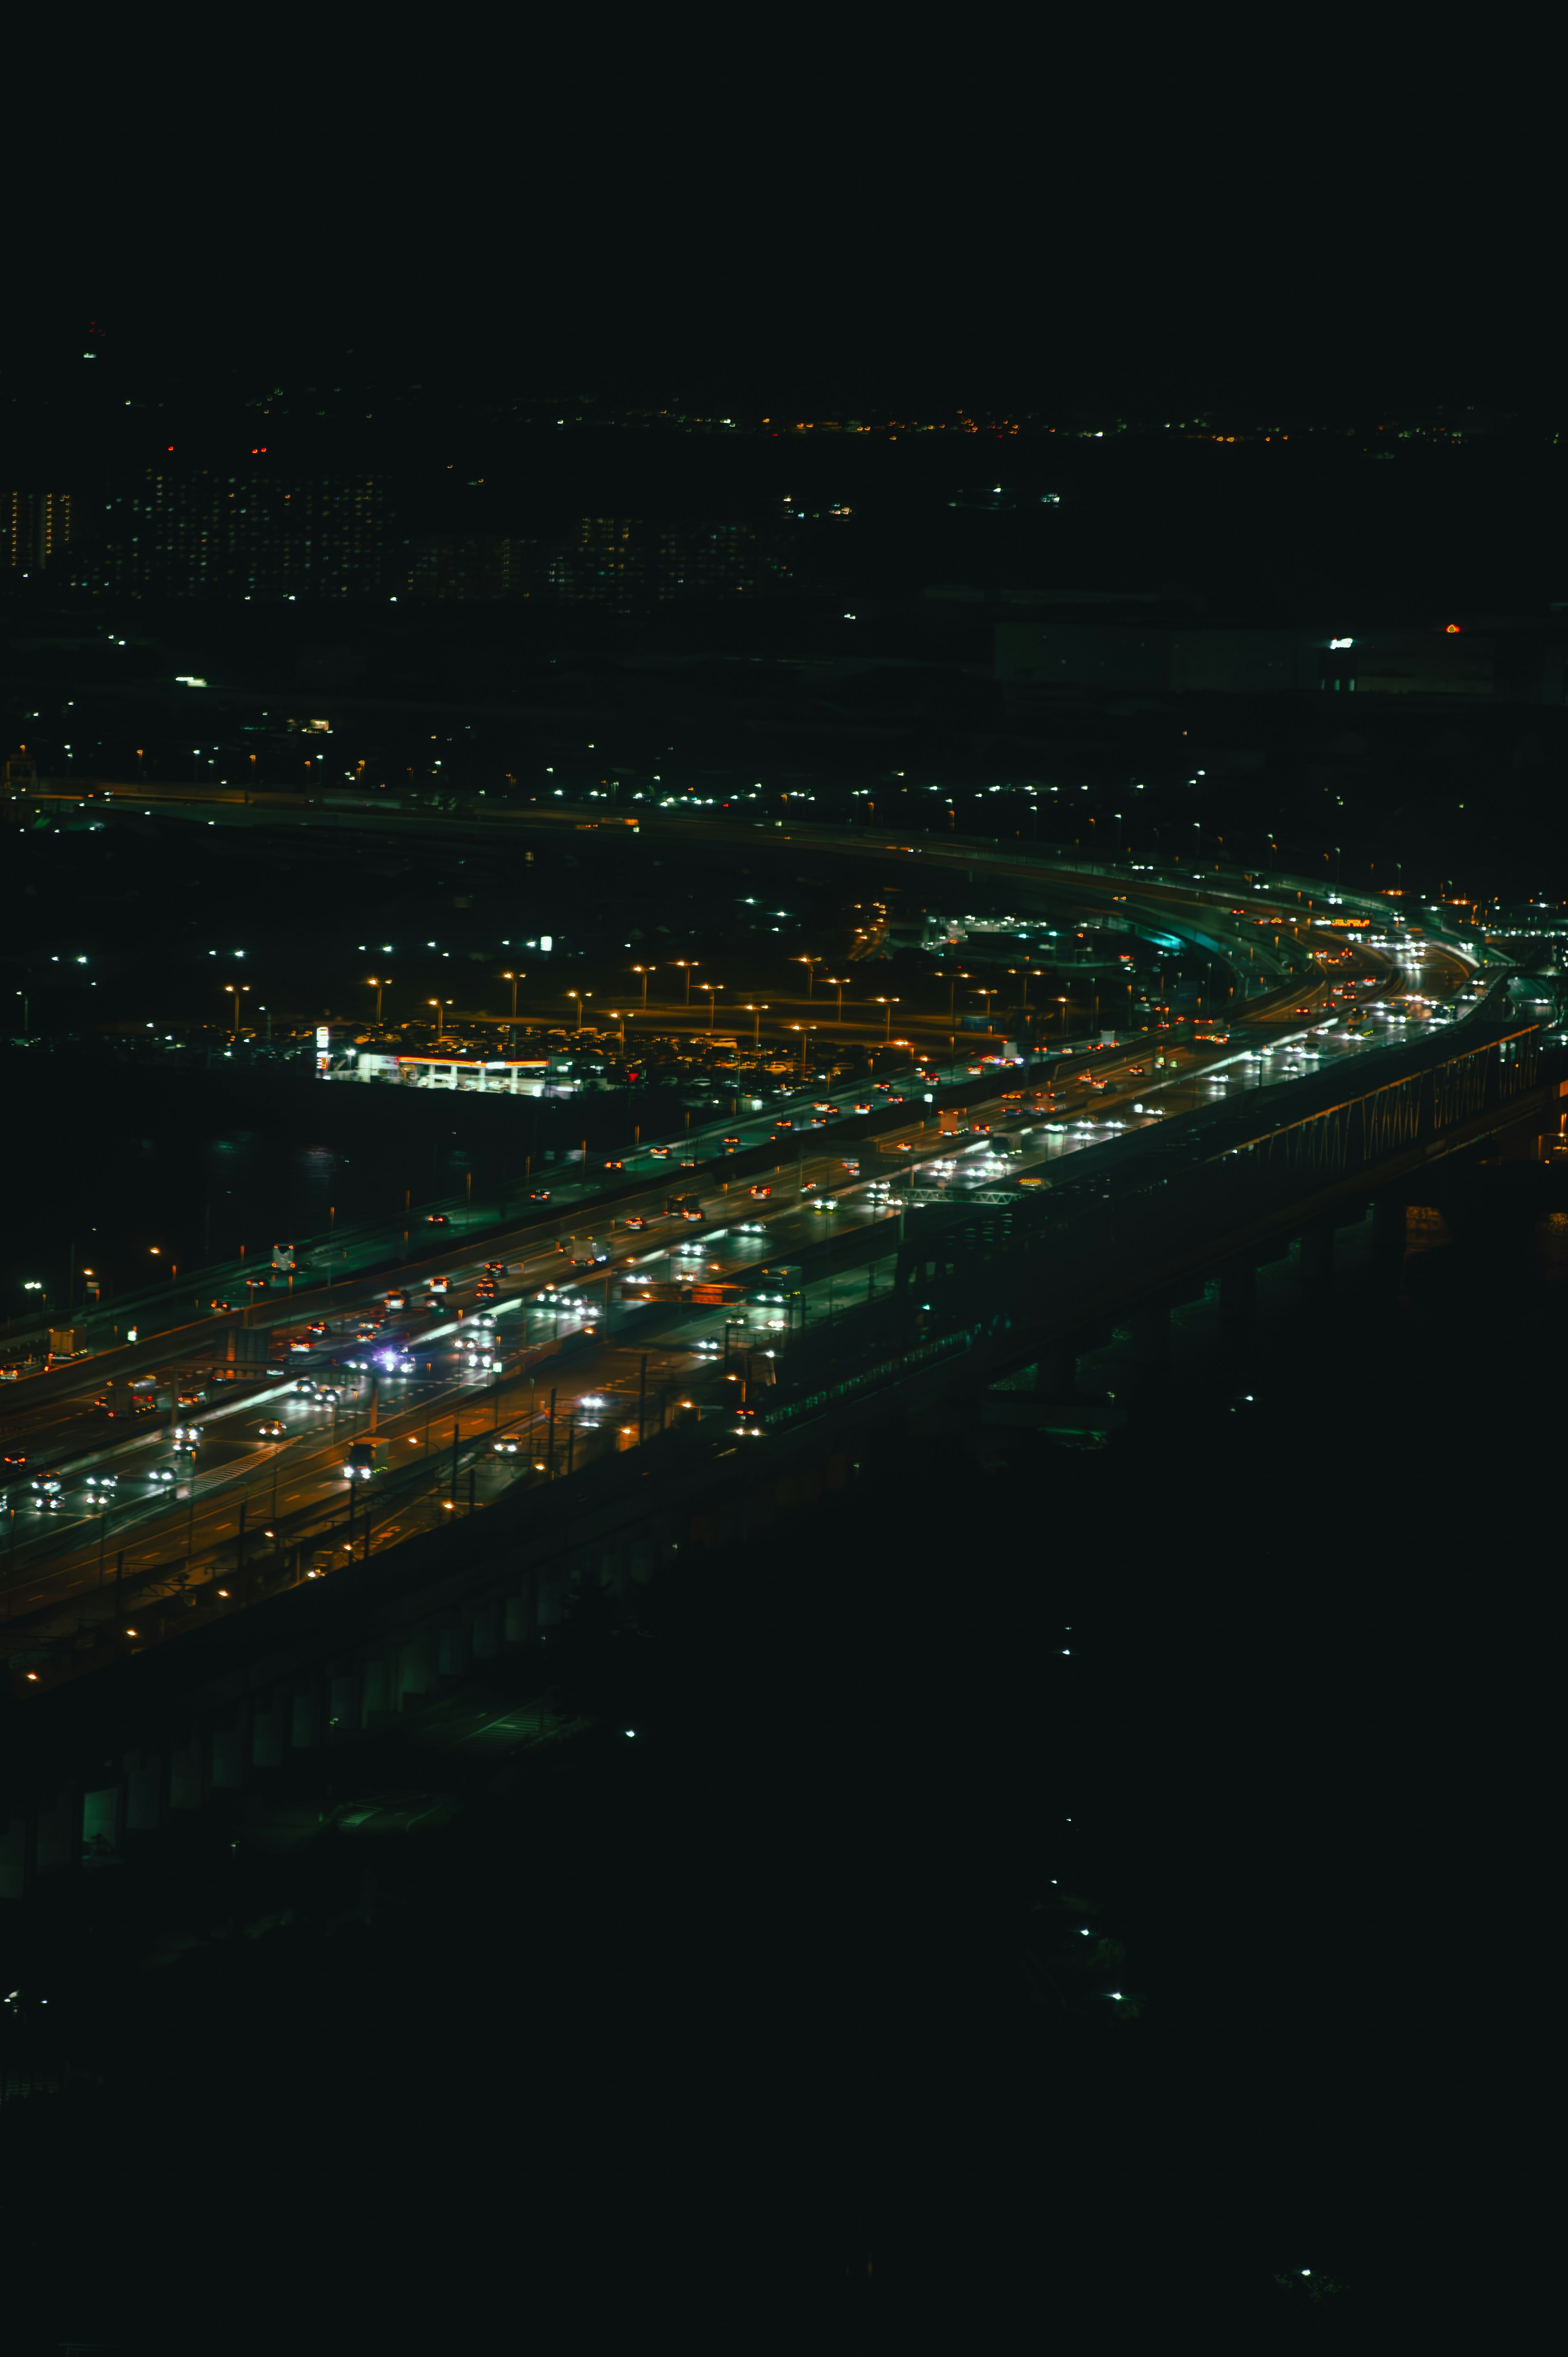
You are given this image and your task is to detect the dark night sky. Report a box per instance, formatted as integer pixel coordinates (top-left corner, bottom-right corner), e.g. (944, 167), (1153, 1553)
(10, 31), (1555, 433)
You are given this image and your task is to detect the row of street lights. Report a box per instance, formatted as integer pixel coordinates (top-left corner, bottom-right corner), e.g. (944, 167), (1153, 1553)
(347, 955), (1090, 1053)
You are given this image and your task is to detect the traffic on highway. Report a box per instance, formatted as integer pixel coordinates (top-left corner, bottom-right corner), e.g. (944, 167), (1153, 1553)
(1, 857), (1486, 1681)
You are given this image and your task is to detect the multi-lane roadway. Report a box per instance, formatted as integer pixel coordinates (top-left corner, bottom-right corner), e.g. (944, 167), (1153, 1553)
(3, 896), (1480, 1672)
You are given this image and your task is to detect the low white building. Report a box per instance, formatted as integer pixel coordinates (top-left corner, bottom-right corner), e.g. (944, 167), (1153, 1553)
(325, 1049), (570, 1096)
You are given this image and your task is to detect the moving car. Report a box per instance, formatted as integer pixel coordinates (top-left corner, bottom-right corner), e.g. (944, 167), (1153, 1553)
(258, 1419), (287, 1440)
(426, 1213), (450, 1228)
(749, 1184), (772, 1199)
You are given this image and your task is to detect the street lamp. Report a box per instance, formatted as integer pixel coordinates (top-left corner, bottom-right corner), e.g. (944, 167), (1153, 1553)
(787, 1023), (817, 1079)
(364, 975), (391, 1024)
(670, 960), (697, 1007)
(631, 964), (652, 1007)
(1056, 995), (1069, 1039)
(566, 990), (591, 1032)
(701, 981), (725, 1032)
(499, 970), (523, 1020)
(792, 956), (822, 999)
(873, 995), (900, 1041)
(223, 982), (251, 1035)
(822, 976), (848, 1025)
(742, 1003), (770, 1047)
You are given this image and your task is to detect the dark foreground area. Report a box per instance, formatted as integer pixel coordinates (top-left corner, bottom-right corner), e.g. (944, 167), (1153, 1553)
(0, 1171), (1556, 2351)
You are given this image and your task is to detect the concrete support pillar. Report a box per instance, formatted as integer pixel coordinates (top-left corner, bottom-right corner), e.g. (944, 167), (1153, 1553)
(1372, 1196), (1407, 1296)
(504, 1579), (535, 1646)
(1298, 1219), (1334, 1295)
(327, 1667), (360, 1735)
(1034, 1343), (1077, 1400)
(252, 1692), (285, 1772)
(1373, 1195), (1406, 1257)
(290, 1685), (322, 1751)
(1129, 1304), (1170, 1365)
(125, 1747), (163, 1832)
(169, 1735), (204, 1811)
(211, 1713), (250, 1790)
(0, 1816), (27, 1900)
(361, 1654), (392, 1724)
(1218, 1262), (1256, 1331)
(35, 1789), (76, 1873)
(397, 1635), (436, 1708)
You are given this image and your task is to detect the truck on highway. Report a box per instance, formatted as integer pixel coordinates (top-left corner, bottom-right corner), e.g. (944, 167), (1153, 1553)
(345, 1437), (393, 1481)
(92, 1376), (161, 1419)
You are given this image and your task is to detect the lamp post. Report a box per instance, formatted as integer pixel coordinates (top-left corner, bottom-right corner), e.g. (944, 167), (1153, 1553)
(671, 961), (697, 1007)
(224, 982), (251, 1035)
(701, 981), (725, 1032)
(364, 975), (391, 1025)
(1057, 995), (1069, 1040)
(873, 996), (900, 1041)
(631, 965), (652, 1008)
(823, 976), (848, 1026)
(566, 990), (590, 1032)
(743, 1003), (769, 1048)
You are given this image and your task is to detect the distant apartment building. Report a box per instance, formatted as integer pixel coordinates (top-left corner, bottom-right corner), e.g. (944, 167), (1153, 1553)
(76, 466), (386, 599)
(546, 517), (760, 609)
(400, 534), (538, 600)
(7, 490), (72, 575)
